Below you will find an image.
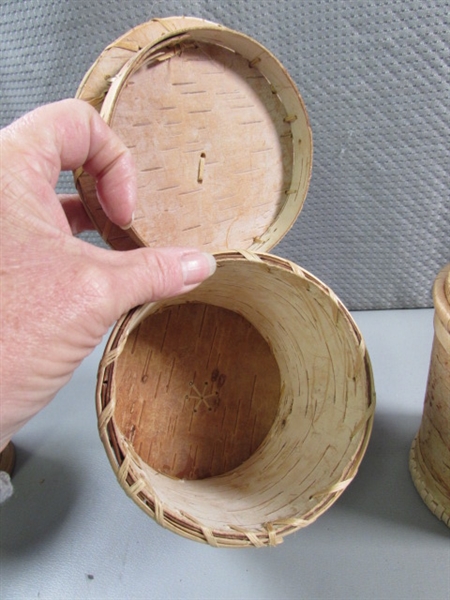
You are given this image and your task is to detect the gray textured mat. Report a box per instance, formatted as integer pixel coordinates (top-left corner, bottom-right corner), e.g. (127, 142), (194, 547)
(1, 0), (448, 309)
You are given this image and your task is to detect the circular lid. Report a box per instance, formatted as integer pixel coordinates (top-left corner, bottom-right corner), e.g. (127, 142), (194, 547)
(75, 22), (312, 252)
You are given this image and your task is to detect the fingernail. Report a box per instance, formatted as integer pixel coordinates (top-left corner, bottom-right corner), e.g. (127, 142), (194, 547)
(181, 252), (216, 286)
(120, 211), (135, 231)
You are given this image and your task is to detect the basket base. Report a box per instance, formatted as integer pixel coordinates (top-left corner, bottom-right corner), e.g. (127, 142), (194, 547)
(114, 302), (281, 480)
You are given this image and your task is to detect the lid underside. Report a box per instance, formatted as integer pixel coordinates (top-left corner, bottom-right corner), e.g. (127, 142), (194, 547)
(75, 23), (312, 252)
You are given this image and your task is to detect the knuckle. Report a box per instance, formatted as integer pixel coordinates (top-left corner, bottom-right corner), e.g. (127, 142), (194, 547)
(140, 250), (183, 301)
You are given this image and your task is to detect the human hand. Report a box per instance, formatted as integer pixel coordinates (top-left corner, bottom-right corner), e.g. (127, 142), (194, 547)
(0, 99), (216, 451)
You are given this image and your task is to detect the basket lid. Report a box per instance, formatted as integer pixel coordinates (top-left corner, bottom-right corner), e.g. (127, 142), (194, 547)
(75, 21), (312, 252)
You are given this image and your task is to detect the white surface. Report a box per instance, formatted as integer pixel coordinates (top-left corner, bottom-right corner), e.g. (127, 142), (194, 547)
(1, 309), (449, 600)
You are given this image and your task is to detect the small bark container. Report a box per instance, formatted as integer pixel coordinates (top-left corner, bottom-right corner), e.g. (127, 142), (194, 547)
(75, 17), (375, 547)
(410, 264), (450, 527)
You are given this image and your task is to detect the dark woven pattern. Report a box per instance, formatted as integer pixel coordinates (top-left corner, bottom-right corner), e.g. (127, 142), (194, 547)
(1, 0), (448, 309)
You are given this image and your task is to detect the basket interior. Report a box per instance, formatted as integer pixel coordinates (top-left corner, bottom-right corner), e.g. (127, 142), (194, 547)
(114, 302), (281, 480)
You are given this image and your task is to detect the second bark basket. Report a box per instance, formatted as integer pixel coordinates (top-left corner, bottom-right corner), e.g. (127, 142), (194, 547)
(74, 17), (375, 548)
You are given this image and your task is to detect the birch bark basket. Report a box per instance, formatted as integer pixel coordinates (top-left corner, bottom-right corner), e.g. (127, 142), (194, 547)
(410, 264), (450, 528)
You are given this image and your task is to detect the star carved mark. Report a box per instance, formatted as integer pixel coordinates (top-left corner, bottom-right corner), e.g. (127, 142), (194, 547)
(185, 370), (226, 413)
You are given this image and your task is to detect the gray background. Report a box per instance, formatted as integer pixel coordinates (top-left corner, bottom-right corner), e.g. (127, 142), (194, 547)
(1, 0), (449, 309)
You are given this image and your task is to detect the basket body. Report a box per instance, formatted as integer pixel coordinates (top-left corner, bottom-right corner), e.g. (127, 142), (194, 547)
(97, 252), (375, 547)
(410, 264), (450, 527)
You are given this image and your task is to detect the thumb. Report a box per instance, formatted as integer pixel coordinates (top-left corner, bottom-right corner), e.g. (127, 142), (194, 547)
(90, 246), (216, 326)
